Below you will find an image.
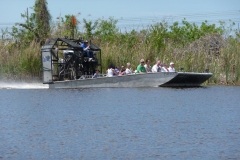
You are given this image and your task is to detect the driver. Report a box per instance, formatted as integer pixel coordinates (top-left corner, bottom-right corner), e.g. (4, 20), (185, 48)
(80, 40), (94, 61)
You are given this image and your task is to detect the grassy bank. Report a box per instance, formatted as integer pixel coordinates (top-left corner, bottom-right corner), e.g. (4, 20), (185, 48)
(0, 40), (42, 82)
(96, 34), (240, 85)
(1, 35), (240, 85)
(1, 20), (239, 85)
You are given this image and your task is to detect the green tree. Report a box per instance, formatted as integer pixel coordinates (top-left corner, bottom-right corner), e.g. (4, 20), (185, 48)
(148, 21), (168, 52)
(168, 19), (224, 47)
(83, 18), (98, 39)
(61, 15), (79, 39)
(13, 0), (51, 45)
(33, 0), (51, 43)
(94, 17), (118, 42)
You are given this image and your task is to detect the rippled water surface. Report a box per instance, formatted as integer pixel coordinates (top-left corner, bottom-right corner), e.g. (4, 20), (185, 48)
(0, 86), (240, 159)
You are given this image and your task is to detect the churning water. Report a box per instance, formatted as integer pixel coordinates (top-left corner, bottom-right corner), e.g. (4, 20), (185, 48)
(0, 82), (48, 89)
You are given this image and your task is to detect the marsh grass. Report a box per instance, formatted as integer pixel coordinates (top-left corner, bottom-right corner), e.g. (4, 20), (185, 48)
(0, 41), (41, 81)
(97, 33), (239, 85)
(1, 28), (239, 85)
(219, 40), (240, 85)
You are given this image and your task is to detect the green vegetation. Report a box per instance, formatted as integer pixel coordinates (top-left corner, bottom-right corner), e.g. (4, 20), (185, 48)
(0, 0), (240, 85)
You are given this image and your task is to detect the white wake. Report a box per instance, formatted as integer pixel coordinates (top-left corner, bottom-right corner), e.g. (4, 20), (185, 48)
(0, 82), (49, 89)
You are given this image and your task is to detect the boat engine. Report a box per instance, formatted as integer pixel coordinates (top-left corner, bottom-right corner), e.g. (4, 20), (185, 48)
(41, 38), (101, 83)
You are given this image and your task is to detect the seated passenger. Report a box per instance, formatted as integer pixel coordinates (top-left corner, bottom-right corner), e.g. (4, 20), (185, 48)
(119, 66), (126, 76)
(80, 40), (94, 61)
(92, 69), (100, 78)
(151, 60), (161, 73)
(107, 64), (118, 77)
(161, 64), (169, 72)
(125, 62), (133, 75)
(144, 59), (152, 73)
(168, 62), (175, 72)
(114, 66), (119, 76)
(136, 59), (147, 74)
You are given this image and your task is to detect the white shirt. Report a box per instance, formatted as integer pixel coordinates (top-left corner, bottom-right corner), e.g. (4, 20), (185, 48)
(125, 68), (133, 75)
(161, 67), (169, 72)
(144, 64), (152, 72)
(168, 67), (175, 72)
(107, 69), (114, 77)
(152, 64), (160, 73)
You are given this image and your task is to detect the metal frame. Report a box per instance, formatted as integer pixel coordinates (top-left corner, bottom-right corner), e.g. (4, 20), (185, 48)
(41, 38), (102, 84)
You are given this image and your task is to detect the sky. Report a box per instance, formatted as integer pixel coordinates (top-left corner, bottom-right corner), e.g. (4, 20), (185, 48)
(0, 0), (239, 35)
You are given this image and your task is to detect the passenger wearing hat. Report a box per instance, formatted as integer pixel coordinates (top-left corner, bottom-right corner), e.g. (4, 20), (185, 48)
(168, 62), (175, 72)
(80, 40), (94, 61)
(136, 59), (146, 74)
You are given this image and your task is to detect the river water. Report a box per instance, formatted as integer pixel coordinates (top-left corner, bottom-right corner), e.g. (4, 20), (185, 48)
(0, 84), (239, 159)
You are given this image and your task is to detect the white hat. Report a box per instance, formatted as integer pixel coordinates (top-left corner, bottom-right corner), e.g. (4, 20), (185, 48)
(140, 59), (145, 63)
(170, 62), (174, 65)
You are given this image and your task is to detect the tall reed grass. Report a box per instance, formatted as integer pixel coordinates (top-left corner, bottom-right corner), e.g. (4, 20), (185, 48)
(96, 33), (240, 85)
(0, 40), (41, 81)
(1, 25), (239, 85)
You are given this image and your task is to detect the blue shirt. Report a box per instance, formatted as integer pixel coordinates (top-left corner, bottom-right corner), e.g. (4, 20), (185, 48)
(93, 73), (99, 78)
(81, 43), (88, 50)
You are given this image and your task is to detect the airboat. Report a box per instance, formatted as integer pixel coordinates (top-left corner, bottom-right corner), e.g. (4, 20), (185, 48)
(41, 38), (212, 89)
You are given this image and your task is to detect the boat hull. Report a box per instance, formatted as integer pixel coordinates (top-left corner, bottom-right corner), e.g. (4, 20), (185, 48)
(48, 72), (212, 89)
(160, 72), (213, 87)
(49, 72), (177, 89)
